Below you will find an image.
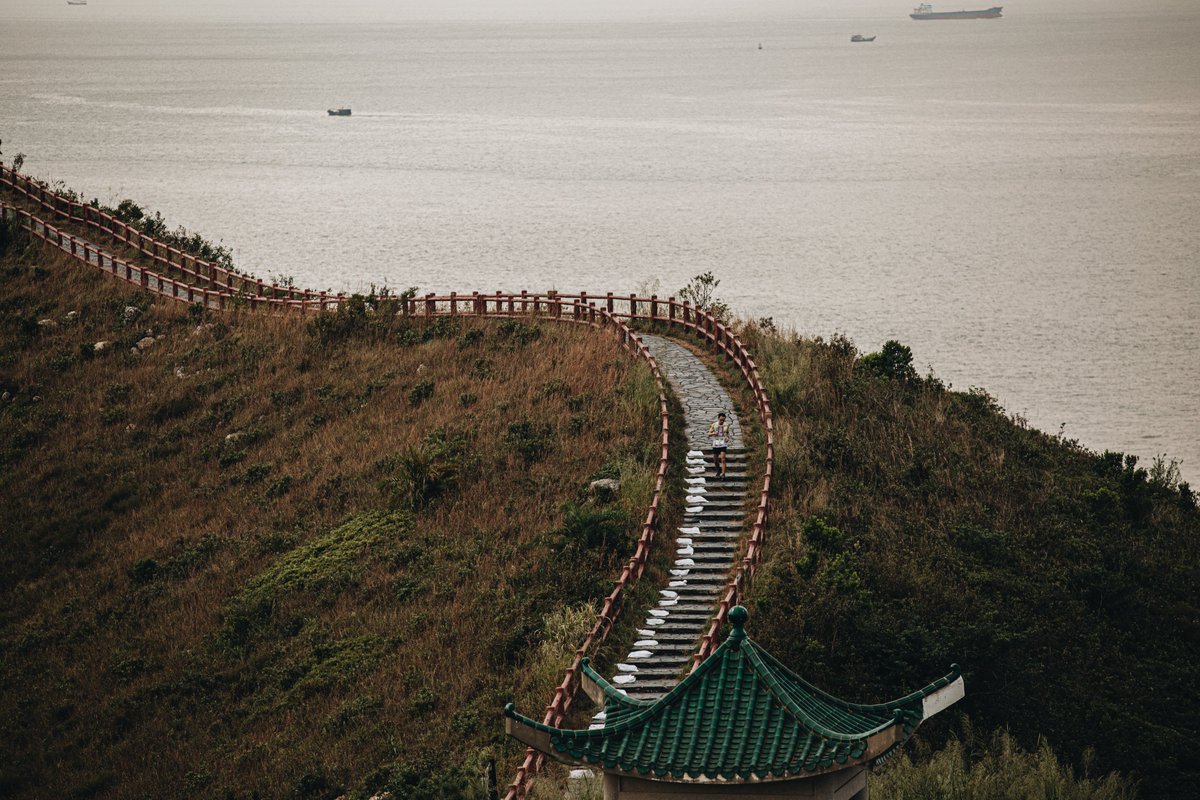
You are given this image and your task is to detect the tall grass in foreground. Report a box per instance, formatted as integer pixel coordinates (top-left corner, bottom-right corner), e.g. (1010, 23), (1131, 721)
(875, 726), (1136, 800)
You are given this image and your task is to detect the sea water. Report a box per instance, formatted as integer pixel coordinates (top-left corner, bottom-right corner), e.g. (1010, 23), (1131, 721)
(1, 2), (1197, 479)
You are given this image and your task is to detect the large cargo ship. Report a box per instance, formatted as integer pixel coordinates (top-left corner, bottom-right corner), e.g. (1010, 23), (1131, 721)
(910, 3), (1002, 19)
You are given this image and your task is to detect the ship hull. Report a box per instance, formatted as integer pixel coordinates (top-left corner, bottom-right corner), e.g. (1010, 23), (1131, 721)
(911, 6), (1002, 18)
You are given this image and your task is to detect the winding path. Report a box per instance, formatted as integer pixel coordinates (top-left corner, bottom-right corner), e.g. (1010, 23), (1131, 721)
(595, 335), (750, 704)
(1, 171), (776, 800)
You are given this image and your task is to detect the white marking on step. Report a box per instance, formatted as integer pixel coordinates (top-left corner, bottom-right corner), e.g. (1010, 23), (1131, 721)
(669, 580), (687, 588)
(670, 569), (690, 577)
(617, 663), (638, 672)
(634, 640), (658, 647)
(676, 558), (696, 566)
(613, 674), (636, 685)
(628, 650), (653, 659)
(659, 590), (678, 598)
(678, 527), (700, 534)
(649, 609), (668, 617)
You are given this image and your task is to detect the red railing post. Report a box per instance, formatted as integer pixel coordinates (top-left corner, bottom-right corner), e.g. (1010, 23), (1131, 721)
(650, 294), (658, 320)
(450, 291), (457, 315)
(668, 296), (676, 325)
(629, 294), (637, 317)
(606, 292), (614, 313)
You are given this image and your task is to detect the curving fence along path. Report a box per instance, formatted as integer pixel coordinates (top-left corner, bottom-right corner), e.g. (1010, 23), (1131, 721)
(0, 169), (774, 800)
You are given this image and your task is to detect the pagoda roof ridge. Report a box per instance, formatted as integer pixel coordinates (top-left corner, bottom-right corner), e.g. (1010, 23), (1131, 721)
(748, 645), (960, 731)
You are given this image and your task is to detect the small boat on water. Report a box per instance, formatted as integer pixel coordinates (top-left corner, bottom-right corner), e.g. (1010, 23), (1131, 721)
(67, 0), (87, 5)
(851, 34), (876, 42)
(327, 108), (351, 117)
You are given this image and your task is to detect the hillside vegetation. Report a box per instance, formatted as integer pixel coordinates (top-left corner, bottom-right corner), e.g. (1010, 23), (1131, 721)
(738, 327), (1198, 800)
(0, 233), (673, 799)
(3, 194), (1195, 800)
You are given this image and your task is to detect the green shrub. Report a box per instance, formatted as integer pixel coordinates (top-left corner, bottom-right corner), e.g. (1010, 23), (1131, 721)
(505, 418), (554, 464)
(128, 558), (159, 584)
(559, 503), (631, 553)
(457, 329), (484, 349)
(378, 431), (467, 510)
(221, 512), (411, 646)
(496, 318), (542, 346)
(857, 340), (918, 382)
(408, 380), (435, 407)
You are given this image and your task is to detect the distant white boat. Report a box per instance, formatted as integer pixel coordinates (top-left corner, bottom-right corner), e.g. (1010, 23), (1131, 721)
(67, 0), (87, 5)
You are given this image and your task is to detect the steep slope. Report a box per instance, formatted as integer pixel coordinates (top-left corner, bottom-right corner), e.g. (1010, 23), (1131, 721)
(0, 243), (666, 800)
(740, 328), (1199, 799)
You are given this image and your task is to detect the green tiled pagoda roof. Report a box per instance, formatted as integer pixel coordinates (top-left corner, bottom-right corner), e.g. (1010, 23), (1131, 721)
(504, 606), (963, 783)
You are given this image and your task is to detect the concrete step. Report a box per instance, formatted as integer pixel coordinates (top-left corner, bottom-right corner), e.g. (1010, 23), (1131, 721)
(626, 641), (699, 654)
(667, 564), (733, 575)
(677, 527), (742, 537)
(674, 544), (739, 553)
(620, 653), (692, 667)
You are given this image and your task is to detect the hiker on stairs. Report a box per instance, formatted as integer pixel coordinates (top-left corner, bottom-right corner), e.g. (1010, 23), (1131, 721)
(707, 412), (730, 479)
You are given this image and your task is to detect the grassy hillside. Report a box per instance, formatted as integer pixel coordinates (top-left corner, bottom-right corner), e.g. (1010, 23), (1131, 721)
(738, 327), (1198, 799)
(4, 194), (1194, 800)
(0, 232), (674, 799)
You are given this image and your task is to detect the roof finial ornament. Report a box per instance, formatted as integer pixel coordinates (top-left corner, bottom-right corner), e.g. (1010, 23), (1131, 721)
(727, 604), (749, 645)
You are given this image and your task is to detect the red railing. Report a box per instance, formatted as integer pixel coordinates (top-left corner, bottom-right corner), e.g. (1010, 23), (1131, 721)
(1, 175), (774, 799)
(0, 165), (338, 305)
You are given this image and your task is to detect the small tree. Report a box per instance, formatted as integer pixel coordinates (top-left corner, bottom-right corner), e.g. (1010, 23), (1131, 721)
(678, 271), (730, 320)
(857, 340), (918, 383)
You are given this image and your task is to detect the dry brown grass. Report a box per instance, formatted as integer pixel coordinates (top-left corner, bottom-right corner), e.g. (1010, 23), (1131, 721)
(0, 236), (671, 800)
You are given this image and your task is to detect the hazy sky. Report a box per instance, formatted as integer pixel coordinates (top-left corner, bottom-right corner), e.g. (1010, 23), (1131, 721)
(4, 0), (1195, 23)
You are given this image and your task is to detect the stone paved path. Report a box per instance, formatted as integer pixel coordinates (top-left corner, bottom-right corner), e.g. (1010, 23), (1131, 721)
(593, 334), (750, 709)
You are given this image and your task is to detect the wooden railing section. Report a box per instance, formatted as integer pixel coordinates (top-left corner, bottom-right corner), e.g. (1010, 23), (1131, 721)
(0, 170), (774, 800)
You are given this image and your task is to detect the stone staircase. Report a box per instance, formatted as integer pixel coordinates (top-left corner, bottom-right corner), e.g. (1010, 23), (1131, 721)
(593, 334), (750, 713)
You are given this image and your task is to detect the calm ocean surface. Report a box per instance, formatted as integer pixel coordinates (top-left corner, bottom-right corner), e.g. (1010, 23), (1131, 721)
(2, 3), (1198, 480)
